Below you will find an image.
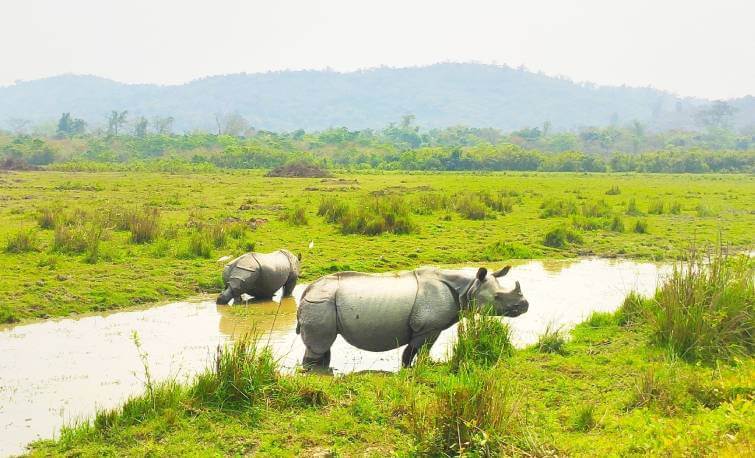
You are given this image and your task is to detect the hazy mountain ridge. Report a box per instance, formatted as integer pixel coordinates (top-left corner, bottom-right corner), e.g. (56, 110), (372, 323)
(1, 64), (752, 133)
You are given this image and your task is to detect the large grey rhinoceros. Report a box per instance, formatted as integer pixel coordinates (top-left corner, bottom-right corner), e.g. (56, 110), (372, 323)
(216, 249), (300, 305)
(296, 265), (528, 369)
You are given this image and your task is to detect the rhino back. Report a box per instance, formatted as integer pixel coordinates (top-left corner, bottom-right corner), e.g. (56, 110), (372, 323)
(335, 272), (417, 352)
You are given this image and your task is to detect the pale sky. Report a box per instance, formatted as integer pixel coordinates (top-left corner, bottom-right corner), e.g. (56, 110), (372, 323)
(1, 0), (753, 99)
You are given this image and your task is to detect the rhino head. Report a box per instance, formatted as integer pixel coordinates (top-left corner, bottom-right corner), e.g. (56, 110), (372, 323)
(469, 266), (529, 317)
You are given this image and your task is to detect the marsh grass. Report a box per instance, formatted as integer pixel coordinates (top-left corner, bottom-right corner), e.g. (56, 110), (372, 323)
(481, 241), (536, 261)
(610, 215), (625, 232)
(648, 246), (754, 362)
(571, 215), (606, 231)
(540, 197), (577, 218)
(281, 205), (308, 226)
(36, 206), (62, 229)
(5, 228), (37, 253)
(580, 199), (612, 218)
(571, 404), (597, 432)
(413, 192), (450, 215)
(537, 324), (568, 355)
(192, 334), (278, 406)
(616, 291), (650, 326)
(605, 185), (621, 195)
(633, 219), (649, 234)
(626, 198), (643, 216)
(696, 202), (715, 217)
(126, 207), (160, 243)
(339, 195), (416, 235)
(648, 199), (667, 215)
(543, 226), (583, 248)
(451, 307), (514, 372)
(317, 196), (350, 223)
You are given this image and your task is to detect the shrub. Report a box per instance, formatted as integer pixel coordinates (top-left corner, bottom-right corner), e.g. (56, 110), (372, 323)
(451, 308), (513, 372)
(610, 215), (625, 232)
(540, 198), (577, 218)
(265, 159), (331, 178)
(281, 205), (308, 226)
(647, 247), (754, 361)
(543, 227), (583, 248)
(5, 229), (37, 253)
(648, 199), (666, 215)
(536, 324), (567, 355)
(318, 197), (350, 223)
(605, 185), (621, 195)
(633, 219), (649, 234)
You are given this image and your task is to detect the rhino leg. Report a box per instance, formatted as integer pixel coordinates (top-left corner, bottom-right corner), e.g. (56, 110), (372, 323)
(402, 330), (441, 368)
(298, 298), (337, 371)
(282, 275), (297, 297)
(216, 287), (234, 305)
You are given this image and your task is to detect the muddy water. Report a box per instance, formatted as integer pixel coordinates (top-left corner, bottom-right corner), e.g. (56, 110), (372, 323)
(0, 258), (665, 456)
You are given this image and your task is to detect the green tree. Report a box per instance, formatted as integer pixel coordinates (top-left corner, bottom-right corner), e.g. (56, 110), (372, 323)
(133, 117), (148, 137)
(56, 113), (86, 137)
(107, 110), (128, 136)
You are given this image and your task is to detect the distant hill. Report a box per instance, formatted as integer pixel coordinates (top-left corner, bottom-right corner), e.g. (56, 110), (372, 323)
(1, 63), (752, 133)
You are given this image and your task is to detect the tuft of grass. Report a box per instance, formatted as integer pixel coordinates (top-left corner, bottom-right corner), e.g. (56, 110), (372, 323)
(481, 241), (537, 261)
(543, 226), (583, 248)
(633, 219), (649, 234)
(191, 334), (278, 406)
(413, 192), (450, 215)
(451, 308), (514, 372)
(626, 198), (643, 216)
(696, 202), (715, 217)
(609, 214), (625, 232)
(648, 246), (754, 362)
(126, 207), (160, 243)
(317, 196), (350, 223)
(605, 185), (621, 195)
(186, 231), (213, 258)
(616, 291), (650, 326)
(648, 199), (667, 215)
(536, 324), (568, 355)
(540, 197), (577, 218)
(580, 199), (612, 218)
(585, 311), (617, 327)
(36, 206), (62, 229)
(281, 205), (308, 226)
(571, 215), (606, 231)
(669, 201), (682, 214)
(339, 195), (416, 235)
(5, 229), (37, 253)
(571, 404), (597, 432)
(454, 193), (490, 220)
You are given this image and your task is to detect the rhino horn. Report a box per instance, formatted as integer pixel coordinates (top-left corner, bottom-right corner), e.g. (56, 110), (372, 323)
(492, 265), (511, 278)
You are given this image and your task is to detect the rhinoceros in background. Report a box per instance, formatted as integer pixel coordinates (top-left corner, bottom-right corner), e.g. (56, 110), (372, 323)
(216, 249), (300, 305)
(296, 265), (529, 369)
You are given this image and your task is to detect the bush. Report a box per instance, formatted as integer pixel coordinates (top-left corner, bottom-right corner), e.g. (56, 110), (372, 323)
(633, 219), (649, 234)
(647, 247), (754, 361)
(5, 229), (37, 253)
(543, 226), (583, 248)
(451, 308), (513, 372)
(266, 159), (331, 178)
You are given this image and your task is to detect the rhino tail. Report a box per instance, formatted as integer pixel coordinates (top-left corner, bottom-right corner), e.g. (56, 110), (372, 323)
(296, 321), (301, 334)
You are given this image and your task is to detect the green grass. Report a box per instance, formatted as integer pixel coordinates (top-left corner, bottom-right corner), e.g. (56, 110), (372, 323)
(28, 296), (755, 457)
(0, 170), (753, 323)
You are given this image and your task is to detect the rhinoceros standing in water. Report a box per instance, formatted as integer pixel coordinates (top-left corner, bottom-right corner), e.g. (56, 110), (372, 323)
(296, 265), (529, 369)
(216, 249), (300, 304)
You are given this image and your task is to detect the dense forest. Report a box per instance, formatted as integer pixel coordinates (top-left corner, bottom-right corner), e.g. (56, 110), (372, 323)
(2, 64), (754, 133)
(1, 115), (753, 173)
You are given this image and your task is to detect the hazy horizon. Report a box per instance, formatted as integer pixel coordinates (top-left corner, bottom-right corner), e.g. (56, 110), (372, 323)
(1, 0), (753, 99)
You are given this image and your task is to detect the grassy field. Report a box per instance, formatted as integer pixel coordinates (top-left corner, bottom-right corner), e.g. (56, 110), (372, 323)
(1, 170), (753, 324)
(28, 260), (754, 456)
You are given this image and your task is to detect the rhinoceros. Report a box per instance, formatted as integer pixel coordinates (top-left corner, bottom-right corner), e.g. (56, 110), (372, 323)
(216, 249), (300, 305)
(296, 265), (528, 369)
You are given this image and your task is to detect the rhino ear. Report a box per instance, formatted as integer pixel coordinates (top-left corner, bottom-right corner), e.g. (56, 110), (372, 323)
(476, 267), (488, 281)
(514, 281), (521, 293)
(492, 265), (511, 278)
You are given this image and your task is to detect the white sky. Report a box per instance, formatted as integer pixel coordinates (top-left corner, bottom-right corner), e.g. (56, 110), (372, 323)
(0, 0), (753, 99)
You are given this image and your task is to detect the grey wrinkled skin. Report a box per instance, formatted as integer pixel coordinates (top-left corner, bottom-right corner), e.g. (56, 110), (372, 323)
(216, 249), (300, 305)
(296, 265), (529, 369)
